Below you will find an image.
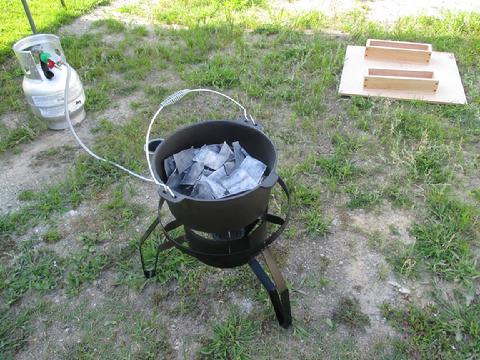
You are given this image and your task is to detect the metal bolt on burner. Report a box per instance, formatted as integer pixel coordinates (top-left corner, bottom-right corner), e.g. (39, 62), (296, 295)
(138, 90), (292, 328)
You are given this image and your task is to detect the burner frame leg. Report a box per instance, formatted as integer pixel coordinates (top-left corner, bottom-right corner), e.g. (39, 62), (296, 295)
(138, 217), (177, 278)
(249, 248), (292, 328)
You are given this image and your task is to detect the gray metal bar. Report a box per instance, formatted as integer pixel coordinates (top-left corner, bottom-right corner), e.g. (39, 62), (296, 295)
(20, 0), (37, 34)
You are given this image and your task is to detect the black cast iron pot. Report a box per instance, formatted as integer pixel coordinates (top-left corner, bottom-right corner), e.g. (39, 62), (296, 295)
(151, 118), (278, 234)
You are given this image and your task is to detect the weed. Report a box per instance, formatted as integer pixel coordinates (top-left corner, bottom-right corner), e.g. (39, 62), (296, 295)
(410, 188), (479, 283)
(0, 116), (47, 153)
(1, 240), (62, 305)
(43, 227), (62, 243)
(304, 210), (331, 236)
(185, 55), (240, 88)
(100, 183), (146, 230)
(85, 86), (110, 112)
(17, 189), (36, 202)
(317, 156), (356, 184)
(472, 189), (480, 203)
(200, 312), (258, 359)
(32, 145), (77, 166)
(60, 299), (173, 359)
(382, 185), (413, 209)
(292, 184), (321, 208)
(346, 185), (382, 210)
(382, 299), (480, 359)
(332, 297), (371, 331)
(65, 250), (109, 295)
(400, 131), (452, 184)
(0, 306), (36, 357)
(92, 18), (126, 33)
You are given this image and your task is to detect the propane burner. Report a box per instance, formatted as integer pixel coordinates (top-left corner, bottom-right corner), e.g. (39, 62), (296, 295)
(138, 89), (292, 328)
(139, 178), (292, 328)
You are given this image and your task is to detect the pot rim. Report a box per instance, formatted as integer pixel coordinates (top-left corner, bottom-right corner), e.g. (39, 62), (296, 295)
(152, 119), (278, 203)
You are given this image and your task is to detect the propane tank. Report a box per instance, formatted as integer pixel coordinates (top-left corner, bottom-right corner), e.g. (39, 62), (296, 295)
(12, 34), (85, 130)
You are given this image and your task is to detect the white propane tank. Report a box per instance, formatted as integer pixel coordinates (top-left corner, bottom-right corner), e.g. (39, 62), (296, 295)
(12, 34), (85, 130)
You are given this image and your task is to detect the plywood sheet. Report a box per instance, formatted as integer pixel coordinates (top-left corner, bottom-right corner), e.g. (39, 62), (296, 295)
(338, 46), (467, 105)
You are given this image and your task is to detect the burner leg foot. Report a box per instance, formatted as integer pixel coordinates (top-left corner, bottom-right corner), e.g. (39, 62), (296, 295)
(249, 248), (292, 328)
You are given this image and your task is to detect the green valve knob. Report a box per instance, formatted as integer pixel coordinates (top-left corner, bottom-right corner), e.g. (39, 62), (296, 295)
(40, 51), (51, 63)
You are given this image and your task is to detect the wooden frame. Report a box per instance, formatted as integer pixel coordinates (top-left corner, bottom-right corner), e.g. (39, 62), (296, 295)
(338, 45), (467, 105)
(365, 39), (432, 63)
(363, 68), (439, 92)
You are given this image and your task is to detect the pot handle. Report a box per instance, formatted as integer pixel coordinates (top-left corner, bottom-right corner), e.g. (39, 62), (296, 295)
(261, 170), (279, 189)
(146, 89), (257, 198)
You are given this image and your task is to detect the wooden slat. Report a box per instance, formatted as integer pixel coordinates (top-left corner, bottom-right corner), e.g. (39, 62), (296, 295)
(364, 76), (438, 92)
(368, 40), (430, 51)
(368, 68), (433, 78)
(365, 39), (432, 63)
(338, 46), (467, 105)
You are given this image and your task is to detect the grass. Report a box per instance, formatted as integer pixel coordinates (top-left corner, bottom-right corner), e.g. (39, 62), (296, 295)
(0, 1), (480, 359)
(43, 226), (62, 243)
(346, 185), (382, 210)
(0, 155), (118, 236)
(410, 187), (479, 284)
(0, 116), (47, 153)
(59, 298), (173, 358)
(304, 209), (331, 236)
(200, 311), (258, 359)
(1, 240), (62, 305)
(382, 298), (480, 359)
(65, 231), (111, 295)
(0, 0), (107, 61)
(0, 304), (46, 358)
(332, 297), (371, 332)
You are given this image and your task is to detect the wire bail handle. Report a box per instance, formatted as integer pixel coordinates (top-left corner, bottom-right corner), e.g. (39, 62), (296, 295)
(145, 88), (256, 198)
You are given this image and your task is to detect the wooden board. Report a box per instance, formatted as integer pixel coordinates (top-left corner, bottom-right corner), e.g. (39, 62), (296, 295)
(338, 46), (467, 105)
(365, 39), (432, 63)
(364, 68), (439, 92)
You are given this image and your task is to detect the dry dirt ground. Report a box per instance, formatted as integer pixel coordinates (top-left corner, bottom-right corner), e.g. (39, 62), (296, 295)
(1, 0), (479, 359)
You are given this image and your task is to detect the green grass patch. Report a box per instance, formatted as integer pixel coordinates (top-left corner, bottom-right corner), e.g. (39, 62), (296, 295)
(304, 209), (331, 236)
(200, 311), (258, 359)
(91, 18), (126, 33)
(317, 156), (357, 184)
(0, 155), (118, 236)
(382, 184), (413, 209)
(367, 231), (418, 279)
(100, 183), (146, 230)
(346, 185), (382, 210)
(0, 309), (34, 359)
(410, 188), (479, 283)
(1, 240), (62, 305)
(382, 299), (480, 359)
(43, 226), (62, 243)
(389, 107), (447, 142)
(332, 296), (371, 331)
(407, 138), (451, 184)
(60, 299), (173, 358)
(0, 115), (47, 153)
(185, 55), (240, 88)
(65, 250), (109, 295)
(0, 0), (106, 61)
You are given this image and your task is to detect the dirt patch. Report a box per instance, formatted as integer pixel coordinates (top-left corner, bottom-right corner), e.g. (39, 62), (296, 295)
(0, 131), (75, 215)
(273, 0), (480, 23)
(348, 206), (415, 245)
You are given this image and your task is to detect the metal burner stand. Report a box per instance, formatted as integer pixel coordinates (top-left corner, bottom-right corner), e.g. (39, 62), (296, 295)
(139, 180), (292, 328)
